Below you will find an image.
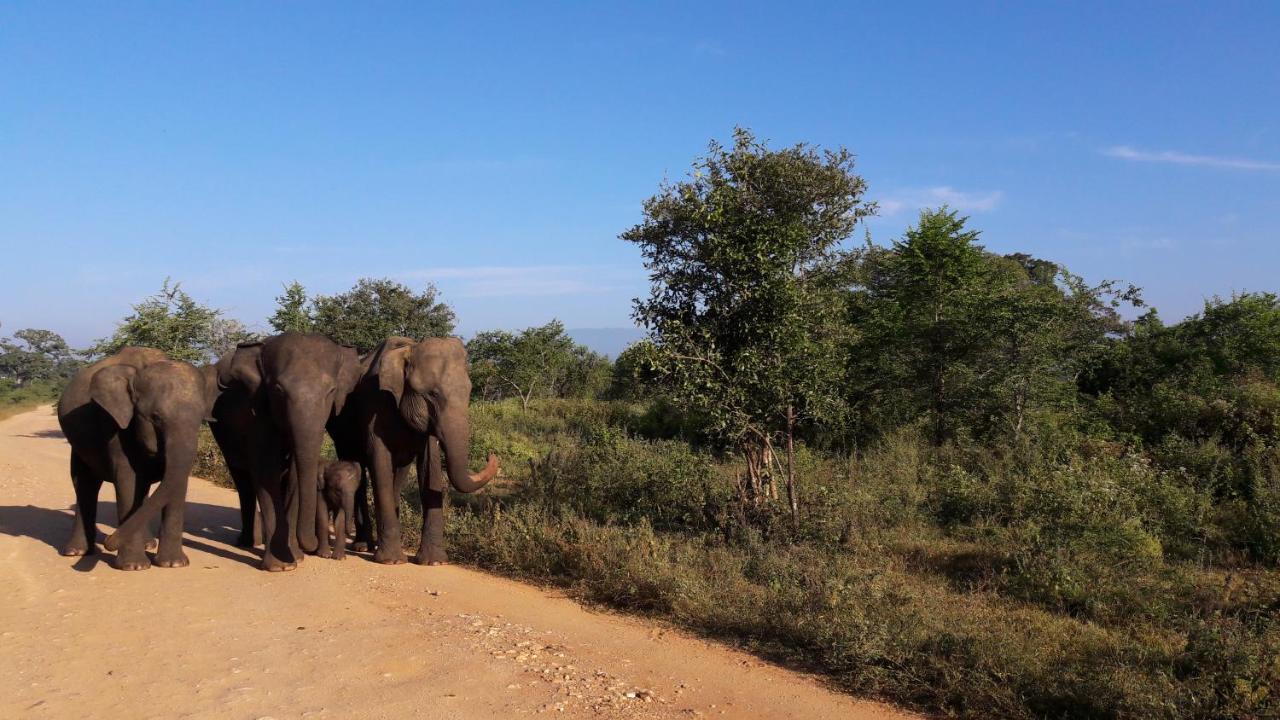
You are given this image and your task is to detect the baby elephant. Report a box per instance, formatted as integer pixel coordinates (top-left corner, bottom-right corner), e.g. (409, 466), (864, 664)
(317, 461), (360, 560)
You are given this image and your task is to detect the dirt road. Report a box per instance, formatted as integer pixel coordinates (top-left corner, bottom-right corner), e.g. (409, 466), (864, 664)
(0, 406), (917, 720)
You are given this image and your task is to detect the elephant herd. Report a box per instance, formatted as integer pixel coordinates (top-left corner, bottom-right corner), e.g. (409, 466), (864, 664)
(56, 332), (499, 571)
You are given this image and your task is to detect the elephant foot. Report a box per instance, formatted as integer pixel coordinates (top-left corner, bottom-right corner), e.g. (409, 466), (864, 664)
(61, 542), (95, 557)
(373, 546), (406, 565)
(115, 550), (151, 571)
(155, 549), (190, 568)
(351, 540), (373, 553)
(317, 547), (334, 560)
(413, 545), (449, 566)
(331, 551), (346, 561)
(260, 554), (297, 572)
(235, 532), (257, 548)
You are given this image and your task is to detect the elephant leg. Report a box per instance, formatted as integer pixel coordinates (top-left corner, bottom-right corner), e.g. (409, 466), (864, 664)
(154, 473), (190, 569)
(255, 477), (295, 572)
(414, 436), (448, 566)
(370, 445), (406, 565)
(111, 444), (150, 571)
(316, 498), (333, 559)
(253, 444), (296, 572)
(352, 470), (375, 552)
(330, 506), (346, 561)
(62, 452), (102, 556)
(230, 465), (259, 547)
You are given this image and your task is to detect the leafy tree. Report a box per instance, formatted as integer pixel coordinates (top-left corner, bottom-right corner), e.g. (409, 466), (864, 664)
(0, 326), (79, 385)
(269, 281), (314, 334)
(849, 209), (1138, 444)
(622, 128), (874, 519)
(310, 278), (455, 353)
(607, 340), (660, 400)
(1083, 293), (1280, 506)
(89, 279), (253, 364)
(467, 320), (606, 408)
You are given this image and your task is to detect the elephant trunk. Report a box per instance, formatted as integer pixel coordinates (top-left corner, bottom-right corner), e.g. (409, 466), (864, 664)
(284, 396), (329, 554)
(438, 413), (498, 494)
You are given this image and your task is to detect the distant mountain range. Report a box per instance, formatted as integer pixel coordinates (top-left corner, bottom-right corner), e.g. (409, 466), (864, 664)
(567, 327), (646, 359)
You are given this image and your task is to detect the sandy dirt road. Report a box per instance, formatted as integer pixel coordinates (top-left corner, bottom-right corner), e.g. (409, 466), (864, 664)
(0, 406), (918, 720)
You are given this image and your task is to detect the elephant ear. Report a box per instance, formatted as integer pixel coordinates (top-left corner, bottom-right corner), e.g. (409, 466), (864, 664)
(333, 345), (362, 416)
(218, 342), (263, 393)
(90, 365), (136, 429)
(372, 341), (413, 405)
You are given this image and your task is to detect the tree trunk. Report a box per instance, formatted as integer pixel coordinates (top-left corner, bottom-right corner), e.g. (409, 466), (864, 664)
(785, 405), (798, 528)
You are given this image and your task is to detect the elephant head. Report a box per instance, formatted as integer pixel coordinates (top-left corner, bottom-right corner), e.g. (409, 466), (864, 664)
(371, 336), (498, 493)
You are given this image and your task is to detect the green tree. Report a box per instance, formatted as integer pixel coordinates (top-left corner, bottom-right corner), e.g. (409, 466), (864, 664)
(0, 326), (78, 385)
(622, 128), (874, 519)
(607, 340), (659, 400)
(310, 278), (455, 353)
(269, 281), (314, 334)
(89, 280), (252, 364)
(467, 320), (605, 408)
(849, 209), (1137, 444)
(1082, 293), (1280, 505)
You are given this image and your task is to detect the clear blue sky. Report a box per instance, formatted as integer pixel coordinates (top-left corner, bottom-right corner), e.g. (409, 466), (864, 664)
(2, 2), (1277, 349)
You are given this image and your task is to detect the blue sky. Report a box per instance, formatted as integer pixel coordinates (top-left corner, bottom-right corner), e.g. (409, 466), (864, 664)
(2, 2), (1277, 349)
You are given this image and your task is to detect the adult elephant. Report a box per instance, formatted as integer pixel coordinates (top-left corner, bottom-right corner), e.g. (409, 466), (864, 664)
(59, 347), (208, 570)
(332, 336), (498, 565)
(198, 363), (261, 549)
(161, 333), (360, 570)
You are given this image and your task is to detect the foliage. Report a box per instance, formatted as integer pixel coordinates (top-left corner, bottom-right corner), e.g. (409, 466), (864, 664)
(268, 281), (314, 334)
(309, 277), (455, 353)
(847, 209), (1139, 444)
(607, 340), (660, 400)
(88, 279), (256, 364)
(441, 398), (1280, 720)
(468, 320), (610, 407)
(0, 326), (80, 385)
(622, 128), (874, 509)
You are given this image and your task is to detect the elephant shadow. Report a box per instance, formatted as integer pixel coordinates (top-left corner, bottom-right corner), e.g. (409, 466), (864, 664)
(0, 498), (262, 571)
(13, 429), (67, 440)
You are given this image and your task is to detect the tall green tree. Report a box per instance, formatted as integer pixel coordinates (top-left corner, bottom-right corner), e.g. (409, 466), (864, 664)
(89, 280), (254, 364)
(622, 128), (874, 518)
(850, 209), (1138, 444)
(269, 281), (314, 334)
(310, 278), (455, 353)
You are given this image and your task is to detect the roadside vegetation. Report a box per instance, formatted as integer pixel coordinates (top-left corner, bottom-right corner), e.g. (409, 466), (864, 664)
(26, 128), (1280, 719)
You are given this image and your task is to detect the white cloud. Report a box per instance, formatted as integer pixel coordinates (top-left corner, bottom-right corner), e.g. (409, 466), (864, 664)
(399, 265), (637, 298)
(1102, 145), (1280, 171)
(877, 186), (1004, 216)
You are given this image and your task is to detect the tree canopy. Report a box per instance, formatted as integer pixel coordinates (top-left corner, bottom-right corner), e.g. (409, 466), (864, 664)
(89, 280), (255, 364)
(468, 320), (610, 408)
(308, 278), (455, 353)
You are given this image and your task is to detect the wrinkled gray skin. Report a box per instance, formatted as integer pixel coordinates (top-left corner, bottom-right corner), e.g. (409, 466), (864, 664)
(58, 348), (208, 570)
(206, 333), (362, 571)
(331, 337), (498, 565)
(316, 460), (360, 560)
